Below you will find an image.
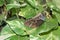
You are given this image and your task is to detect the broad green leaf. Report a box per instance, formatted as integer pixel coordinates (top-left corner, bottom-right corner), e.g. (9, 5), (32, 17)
(29, 27), (60, 40)
(39, 26), (60, 40)
(6, 3), (20, 11)
(20, 5), (37, 19)
(46, 0), (60, 13)
(0, 34), (15, 40)
(1, 23), (29, 40)
(30, 17), (58, 36)
(52, 26), (60, 40)
(20, 0), (44, 19)
(53, 0), (60, 9)
(20, 5), (43, 19)
(30, 35), (40, 40)
(25, 0), (38, 10)
(1, 25), (14, 35)
(6, 3), (27, 11)
(5, 35), (29, 40)
(53, 11), (60, 23)
(5, 35), (19, 40)
(6, 19), (27, 35)
(30, 34), (49, 40)
(0, 25), (15, 40)
(0, 0), (4, 6)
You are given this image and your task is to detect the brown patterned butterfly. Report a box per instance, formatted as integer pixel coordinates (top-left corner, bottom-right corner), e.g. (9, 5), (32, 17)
(24, 12), (46, 28)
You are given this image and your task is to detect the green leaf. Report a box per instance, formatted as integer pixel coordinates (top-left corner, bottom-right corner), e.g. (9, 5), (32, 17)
(6, 3), (20, 11)
(1, 25), (14, 35)
(0, 25), (15, 40)
(0, 0), (4, 6)
(53, 11), (60, 23)
(0, 24), (29, 40)
(5, 35), (29, 40)
(47, 0), (60, 13)
(20, 5), (43, 19)
(20, 5), (37, 19)
(31, 17), (58, 36)
(5, 35), (19, 40)
(6, 19), (27, 35)
(0, 34), (15, 40)
(26, 0), (38, 10)
(53, 26), (60, 40)
(30, 35), (40, 40)
(52, 0), (60, 9)
(39, 26), (60, 40)
(29, 26), (60, 40)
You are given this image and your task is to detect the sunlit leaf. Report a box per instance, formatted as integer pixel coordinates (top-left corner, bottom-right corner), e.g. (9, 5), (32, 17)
(53, 0), (60, 9)
(5, 35), (29, 40)
(0, 0), (60, 40)
(25, 0), (38, 10)
(0, 25), (15, 40)
(6, 3), (20, 11)
(46, 0), (60, 13)
(0, 34), (15, 40)
(6, 19), (27, 35)
(53, 11), (60, 23)
(20, 5), (37, 19)
(31, 17), (58, 36)
(1, 25), (14, 35)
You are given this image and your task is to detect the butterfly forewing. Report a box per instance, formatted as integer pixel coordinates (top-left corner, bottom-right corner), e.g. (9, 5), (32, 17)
(24, 12), (46, 28)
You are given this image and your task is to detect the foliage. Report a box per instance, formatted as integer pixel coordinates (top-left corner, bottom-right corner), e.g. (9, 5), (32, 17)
(0, 0), (60, 40)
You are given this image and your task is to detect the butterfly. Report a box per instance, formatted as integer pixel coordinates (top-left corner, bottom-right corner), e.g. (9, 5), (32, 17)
(24, 12), (46, 28)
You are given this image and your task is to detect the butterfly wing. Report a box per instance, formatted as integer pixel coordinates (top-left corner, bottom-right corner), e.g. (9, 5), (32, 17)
(24, 13), (46, 28)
